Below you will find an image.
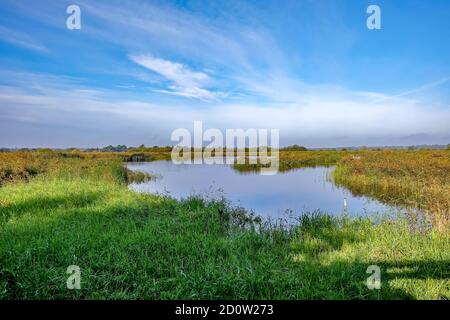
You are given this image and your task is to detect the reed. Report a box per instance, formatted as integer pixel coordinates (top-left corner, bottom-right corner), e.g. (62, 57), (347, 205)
(333, 150), (450, 232)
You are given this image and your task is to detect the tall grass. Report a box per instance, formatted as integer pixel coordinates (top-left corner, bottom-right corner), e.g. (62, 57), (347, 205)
(0, 150), (171, 186)
(333, 150), (450, 232)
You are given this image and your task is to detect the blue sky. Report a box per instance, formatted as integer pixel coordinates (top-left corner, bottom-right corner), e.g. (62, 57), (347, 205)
(0, 0), (449, 148)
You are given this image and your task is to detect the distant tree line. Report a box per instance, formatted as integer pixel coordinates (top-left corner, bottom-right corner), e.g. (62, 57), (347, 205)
(100, 145), (173, 152)
(281, 144), (308, 151)
(102, 145), (128, 152)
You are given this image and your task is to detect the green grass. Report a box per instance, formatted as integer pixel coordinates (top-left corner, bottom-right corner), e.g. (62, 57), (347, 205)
(1, 162), (449, 299)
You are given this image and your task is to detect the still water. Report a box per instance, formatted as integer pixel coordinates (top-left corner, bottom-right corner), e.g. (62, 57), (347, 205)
(128, 161), (393, 220)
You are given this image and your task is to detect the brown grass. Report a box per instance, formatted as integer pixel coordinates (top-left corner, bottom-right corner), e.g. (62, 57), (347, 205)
(0, 150), (171, 186)
(334, 150), (450, 232)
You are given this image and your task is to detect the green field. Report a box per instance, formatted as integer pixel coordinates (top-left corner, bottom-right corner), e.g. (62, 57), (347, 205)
(0, 150), (449, 299)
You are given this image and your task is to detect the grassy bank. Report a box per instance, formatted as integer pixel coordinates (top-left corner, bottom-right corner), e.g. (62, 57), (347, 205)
(0, 150), (170, 186)
(0, 153), (449, 299)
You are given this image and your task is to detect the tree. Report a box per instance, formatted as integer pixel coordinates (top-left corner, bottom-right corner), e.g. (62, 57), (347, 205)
(102, 145), (128, 152)
(282, 144), (307, 151)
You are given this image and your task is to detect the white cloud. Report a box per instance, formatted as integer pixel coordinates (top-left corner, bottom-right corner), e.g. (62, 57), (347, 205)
(130, 55), (208, 86)
(1, 71), (450, 148)
(129, 54), (225, 101)
(392, 77), (450, 99)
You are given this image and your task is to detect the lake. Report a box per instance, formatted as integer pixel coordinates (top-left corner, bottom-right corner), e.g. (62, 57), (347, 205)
(127, 161), (394, 221)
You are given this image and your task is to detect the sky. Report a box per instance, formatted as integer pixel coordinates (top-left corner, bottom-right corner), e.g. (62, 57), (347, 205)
(0, 0), (449, 148)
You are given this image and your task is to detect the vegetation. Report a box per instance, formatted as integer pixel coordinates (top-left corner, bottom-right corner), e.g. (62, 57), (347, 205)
(0, 150), (449, 299)
(233, 150), (349, 173)
(281, 144), (308, 151)
(334, 150), (450, 232)
(0, 149), (171, 186)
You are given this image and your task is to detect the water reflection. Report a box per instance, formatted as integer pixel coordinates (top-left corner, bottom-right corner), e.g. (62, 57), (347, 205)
(128, 161), (394, 220)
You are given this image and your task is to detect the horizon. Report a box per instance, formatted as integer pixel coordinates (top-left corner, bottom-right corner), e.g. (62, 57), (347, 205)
(1, 142), (449, 150)
(1, 0), (450, 148)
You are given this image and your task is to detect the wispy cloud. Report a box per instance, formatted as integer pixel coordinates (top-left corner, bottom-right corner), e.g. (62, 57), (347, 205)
(1, 71), (450, 148)
(393, 77), (450, 98)
(363, 77), (450, 104)
(0, 25), (49, 53)
(129, 54), (225, 101)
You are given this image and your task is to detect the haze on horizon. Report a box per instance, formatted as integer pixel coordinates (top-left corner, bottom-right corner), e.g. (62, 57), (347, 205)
(0, 0), (449, 149)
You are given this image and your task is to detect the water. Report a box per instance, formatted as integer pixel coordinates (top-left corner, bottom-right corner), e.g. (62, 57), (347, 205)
(128, 161), (394, 220)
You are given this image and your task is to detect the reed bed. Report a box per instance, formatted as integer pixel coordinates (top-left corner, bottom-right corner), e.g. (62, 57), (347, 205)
(333, 150), (450, 232)
(0, 150), (171, 186)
